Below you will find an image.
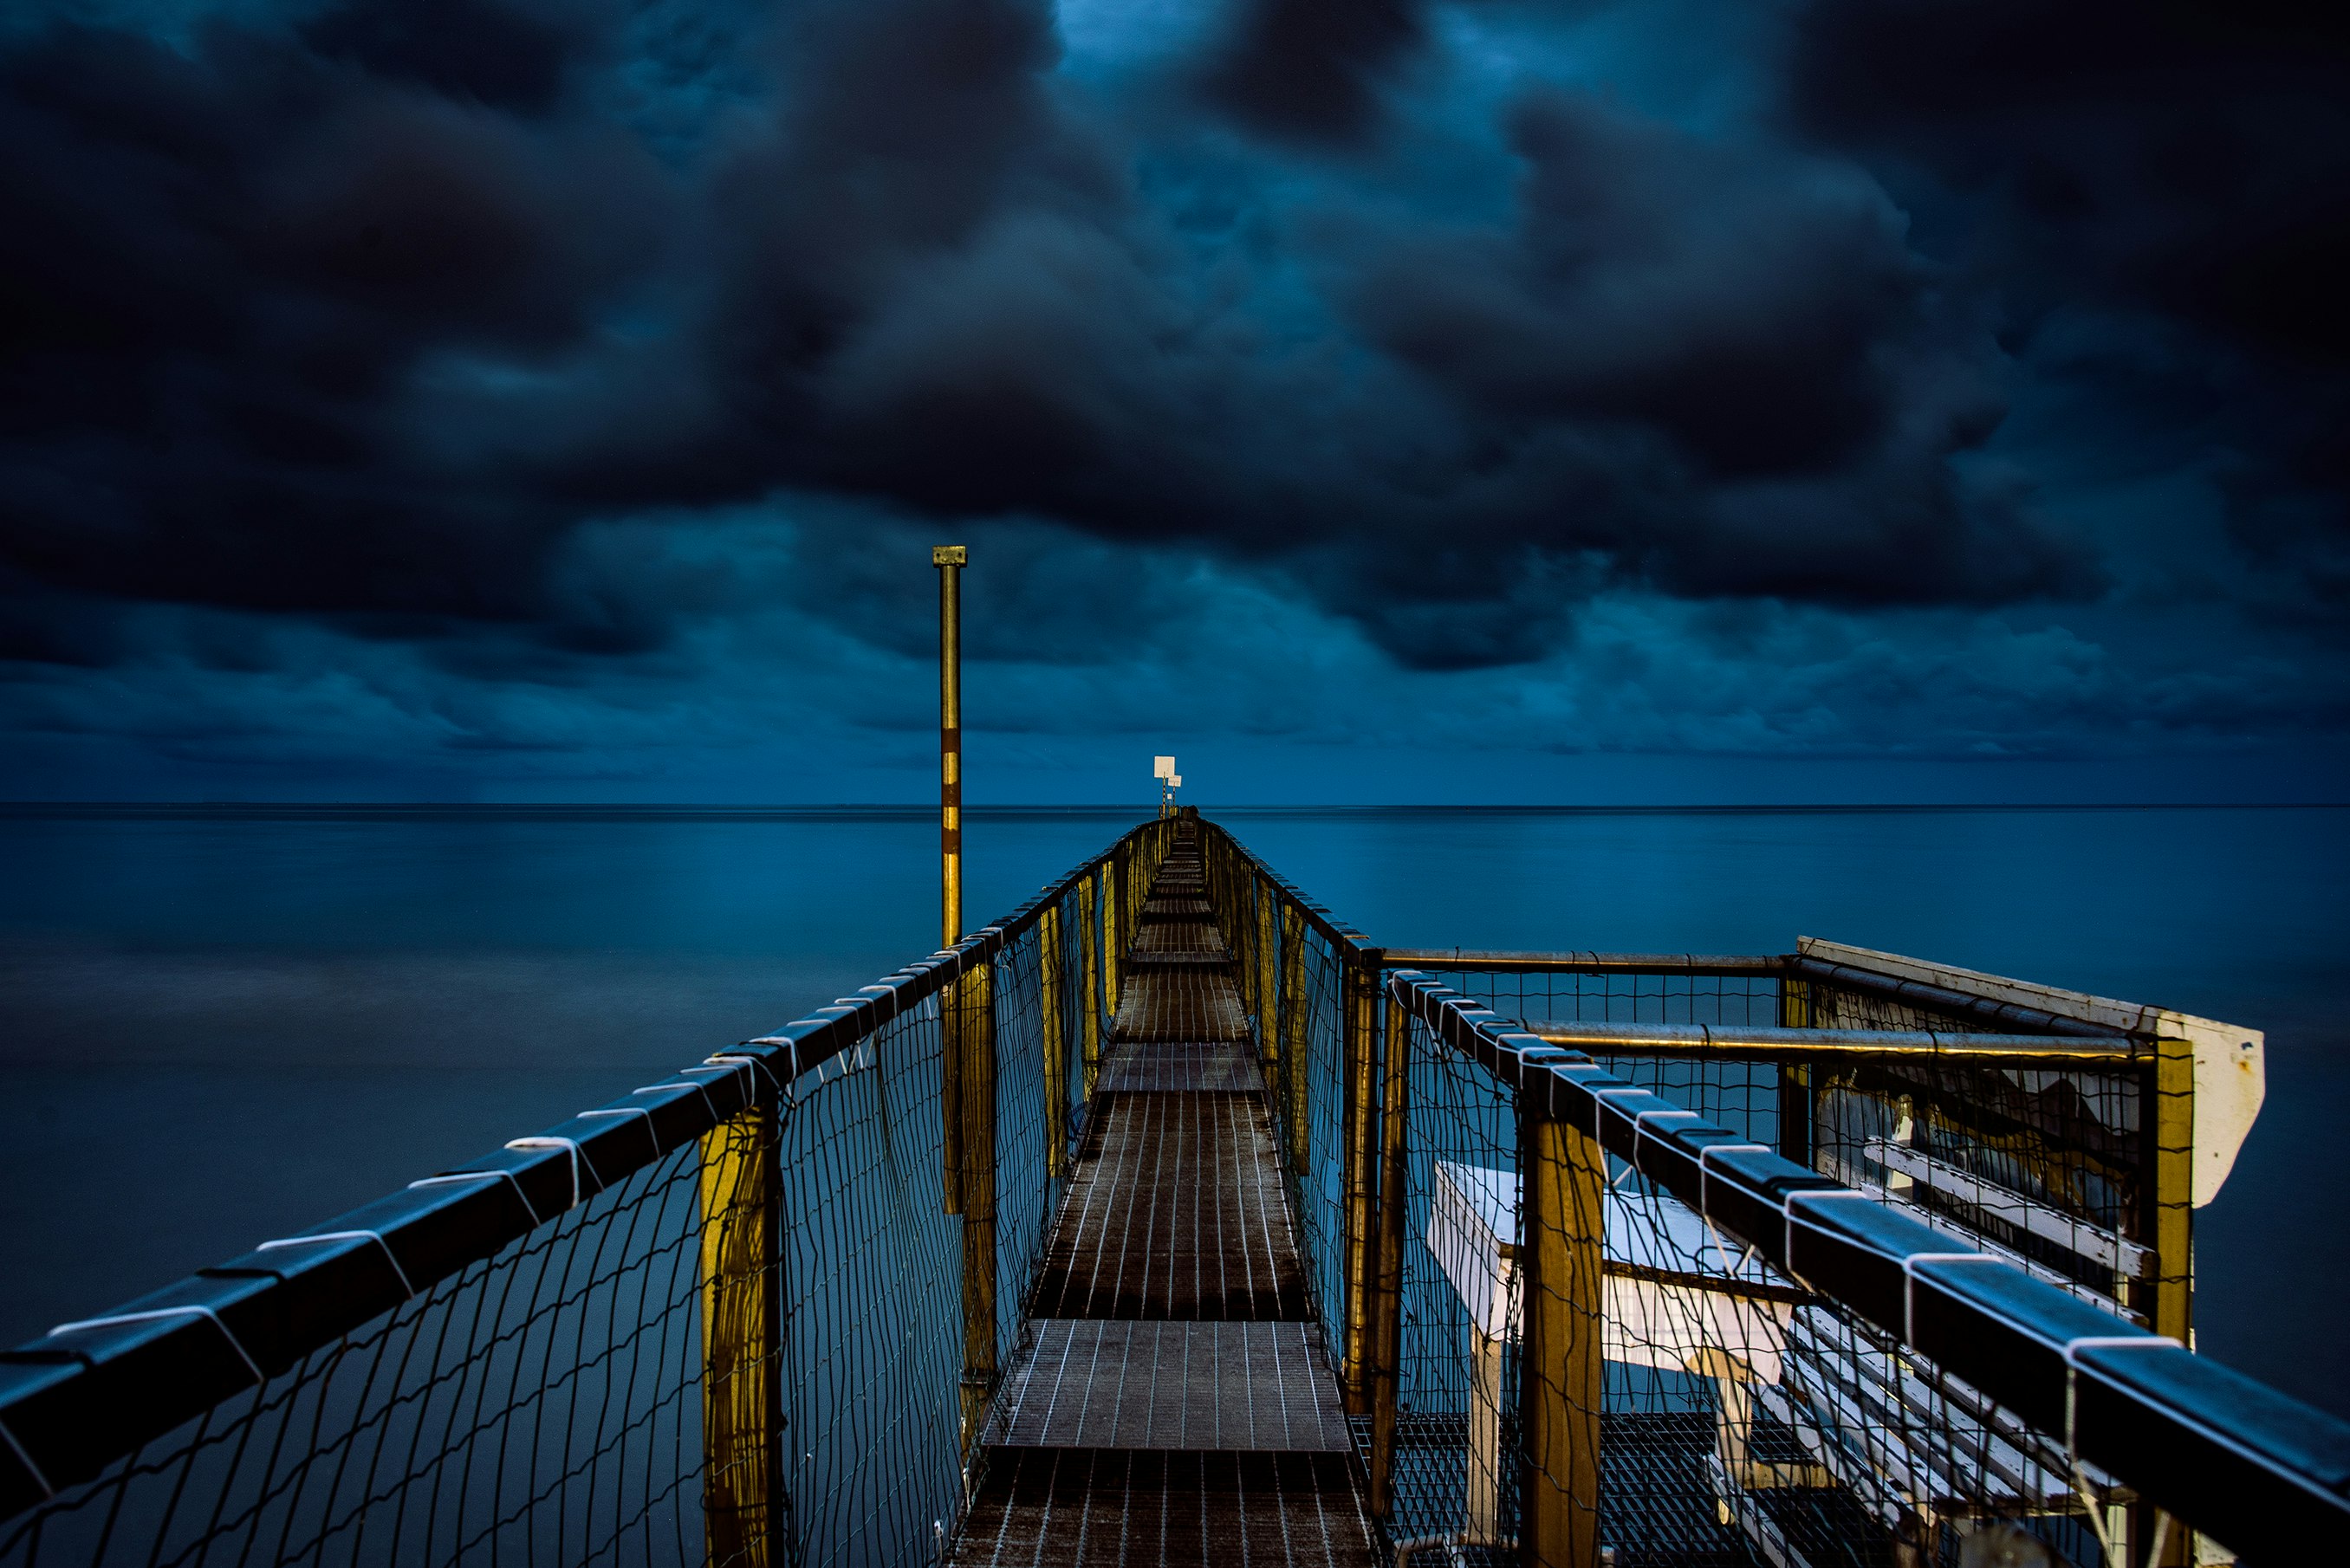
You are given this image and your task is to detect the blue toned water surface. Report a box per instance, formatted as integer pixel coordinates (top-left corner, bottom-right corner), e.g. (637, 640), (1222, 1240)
(2, 805), (2344, 1416)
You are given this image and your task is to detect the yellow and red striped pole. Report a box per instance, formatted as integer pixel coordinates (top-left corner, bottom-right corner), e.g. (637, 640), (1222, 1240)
(934, 545), (965, 948)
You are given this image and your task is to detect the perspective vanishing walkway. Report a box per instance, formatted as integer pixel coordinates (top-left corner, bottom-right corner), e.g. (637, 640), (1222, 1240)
(952, 825), (1378, 1565)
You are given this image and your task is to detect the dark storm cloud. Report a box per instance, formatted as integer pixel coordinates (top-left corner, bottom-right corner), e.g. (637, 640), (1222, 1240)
(5, 0), (2328, 693)
(300, 0), (611, 114)
(1347, 89), (2079, 608)
(0, 2), (666, 658)
(1785, 0), (2350, 606)
(1194, 0), (1430, 146)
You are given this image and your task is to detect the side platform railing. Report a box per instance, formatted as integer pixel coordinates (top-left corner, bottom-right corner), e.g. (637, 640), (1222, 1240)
(1193, 818), (2348, 1568)
(0, 820), (1178, 1568)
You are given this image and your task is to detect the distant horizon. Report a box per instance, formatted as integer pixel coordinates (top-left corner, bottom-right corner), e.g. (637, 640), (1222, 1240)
(6, 800), (2346, 816)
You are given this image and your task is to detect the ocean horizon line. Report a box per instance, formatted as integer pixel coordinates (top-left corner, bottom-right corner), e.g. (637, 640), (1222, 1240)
(3, 800), (2345, 820)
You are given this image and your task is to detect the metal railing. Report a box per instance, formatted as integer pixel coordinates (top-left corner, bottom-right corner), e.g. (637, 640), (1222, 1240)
(0, 820), (1179, 1567)
(1192, 818), (2347, 1568)
(6, 812), (2341, 1568)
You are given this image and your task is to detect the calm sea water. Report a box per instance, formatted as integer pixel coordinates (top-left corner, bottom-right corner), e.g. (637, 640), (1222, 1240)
(3, 805), (2344, 1416)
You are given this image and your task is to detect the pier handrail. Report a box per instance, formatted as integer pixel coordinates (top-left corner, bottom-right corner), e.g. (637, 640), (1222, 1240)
(1384, 972), (2350, 1565)
(1187, 817), (2317, 1565)
(0, 816), (1180, 1564)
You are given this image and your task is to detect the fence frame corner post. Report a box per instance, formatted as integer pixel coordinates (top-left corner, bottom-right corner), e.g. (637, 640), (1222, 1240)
(1519, 1088), (1604, 1568)
(2136, 1033), (2197, 1565)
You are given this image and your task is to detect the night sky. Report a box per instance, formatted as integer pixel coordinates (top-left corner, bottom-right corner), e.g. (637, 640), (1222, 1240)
(4, 0), (2348, 803)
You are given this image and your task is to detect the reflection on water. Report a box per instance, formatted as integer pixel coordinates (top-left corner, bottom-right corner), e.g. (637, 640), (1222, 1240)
(2, 805), (2345, 1416)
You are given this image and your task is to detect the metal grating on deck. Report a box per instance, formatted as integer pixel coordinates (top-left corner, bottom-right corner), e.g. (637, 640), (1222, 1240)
(953, 824), (1373, 1567)
(1143, 897), (1213, 920)
(1130, 920), (1231, 965)
(989, 1322), (1350, 1450)
(1114, 969), (1250, 1040)
(1031, 1092), (1308, 1319)
(1097, 1039), (1263, 1093)
(958, 1450), (1377, 1568)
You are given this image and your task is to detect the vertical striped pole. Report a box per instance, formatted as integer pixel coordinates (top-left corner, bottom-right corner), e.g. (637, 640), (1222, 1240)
(934, 545), (966, 949)
(932, 544), (997, 1459)
(936, 546), (966, 1215)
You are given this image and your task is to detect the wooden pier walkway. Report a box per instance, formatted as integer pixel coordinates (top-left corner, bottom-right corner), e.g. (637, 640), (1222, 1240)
(956, 827), (1378, 1565)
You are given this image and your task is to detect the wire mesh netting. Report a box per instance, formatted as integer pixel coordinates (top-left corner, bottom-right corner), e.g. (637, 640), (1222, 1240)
(1273, 917), (1353, 1340)
(0, 830), (1165, 1568)
(1422, 969), (2162, 1323)
(1386, 982), (2163, 1568)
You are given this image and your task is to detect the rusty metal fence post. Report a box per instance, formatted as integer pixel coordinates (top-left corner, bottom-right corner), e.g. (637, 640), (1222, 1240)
(1520, 1093), (1605, 1568)
(700, 1095), (782, 1566)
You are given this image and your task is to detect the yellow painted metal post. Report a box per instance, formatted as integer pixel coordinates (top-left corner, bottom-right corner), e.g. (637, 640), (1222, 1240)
(2138, 1035), (2197, 1565)
(1521, 1100), (1605, 1568)
(1367, 988), (1410, 1516)
(1079, 876), (1102, 1097)
(1281, 903), (1308, 1171)
(1102, 858), (1123, 1027)
(700, 1098), (780, 1566)
(1341, 954), (1381, 1413)
(1256, 875), (1277, 1072)
(2149, 1035), (2195, 1344)
(1042, 903), (1068, 1177)
(1229, 850), (1250, 1017)
(958, 959), (998, 1457)
(935, 544), (966, 1215)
